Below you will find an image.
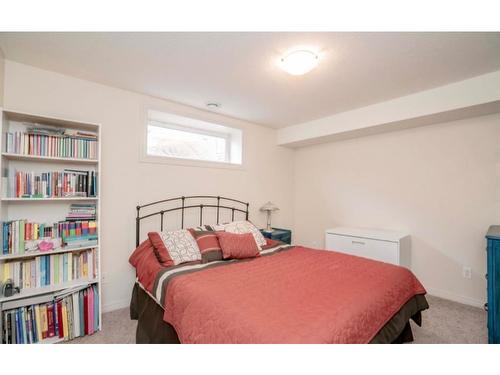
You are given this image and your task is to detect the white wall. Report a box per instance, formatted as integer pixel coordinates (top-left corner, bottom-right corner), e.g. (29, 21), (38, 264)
(0, 48), (4, 106)
(293, 114), (500, 306)
(2, 60), (294, 311)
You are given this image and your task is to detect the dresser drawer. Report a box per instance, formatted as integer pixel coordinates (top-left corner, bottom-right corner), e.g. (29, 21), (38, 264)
(325, 233), (400, 265)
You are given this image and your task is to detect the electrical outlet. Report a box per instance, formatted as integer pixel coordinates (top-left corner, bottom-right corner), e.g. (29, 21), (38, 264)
(462, 266), (472, 280)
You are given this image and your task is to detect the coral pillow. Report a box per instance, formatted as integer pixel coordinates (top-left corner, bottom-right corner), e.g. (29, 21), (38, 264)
(129, 239), (164, 292)
(129, 238), (158, 269)
(216, 231), (260, 260)
(188, 228), (223, 263)
(148, 232), (174, 266)
(148, 229), (201, 266)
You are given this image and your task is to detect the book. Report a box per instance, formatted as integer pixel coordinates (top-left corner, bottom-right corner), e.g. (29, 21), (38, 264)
(32, 307), (38, 343)
(27, 307), (34, 343)
(57, 301), (64, 339)
(88, 286), (94, 335)
(62, 300), (68, 339)
(72, 291), (80, 337)
(1, 218), (97, 255)
(40, 304), (48, 340)
(15, 309), (20, 343)
(4, 127), (98, 159)
(79, 290), (85, 336)
(83, 289), (89, 335)
(6, 169), (97, 198)
(21, 308), (27, 344)
(35, 305), (42, 342)
(66, 203), (97, 221)
(1, 249), (97, 292)
(1, 285), (99, 344)
(47, 304), (55, 337)
(3, 311), (10, 344)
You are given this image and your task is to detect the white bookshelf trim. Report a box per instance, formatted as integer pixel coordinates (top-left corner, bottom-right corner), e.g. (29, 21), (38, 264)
(2, 152), (98, 165)
(0, 245), (99, 261)
(1, 197), (99, 202)
(37, 336), (65, 344)
(0, 278), (99, 303)
(1, 109), (100, 131)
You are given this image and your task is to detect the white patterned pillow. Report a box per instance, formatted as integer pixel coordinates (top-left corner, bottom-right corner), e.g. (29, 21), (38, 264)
(221, 220), (267, 247)
(157, 229), (201, 265)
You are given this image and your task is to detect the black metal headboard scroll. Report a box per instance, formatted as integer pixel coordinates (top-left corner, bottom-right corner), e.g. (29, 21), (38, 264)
(135, 195), (249, 247)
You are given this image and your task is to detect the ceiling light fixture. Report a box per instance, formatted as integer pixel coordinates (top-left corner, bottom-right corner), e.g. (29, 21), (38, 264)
(279, 49), (319, 76)
(206, 102), (221, 109)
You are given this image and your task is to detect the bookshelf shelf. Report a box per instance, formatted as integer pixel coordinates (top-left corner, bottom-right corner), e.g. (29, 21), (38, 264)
(0, 278), (99, 303)
(0, 108), (102, 344)
(1, 152), (98, 165)
(1, 197), (99, 202)
(0, 245), (99, 261)
(37, 336), (64, 344)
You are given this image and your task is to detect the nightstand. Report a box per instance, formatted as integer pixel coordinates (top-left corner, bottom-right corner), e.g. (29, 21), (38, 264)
(260, 228), (292, 244)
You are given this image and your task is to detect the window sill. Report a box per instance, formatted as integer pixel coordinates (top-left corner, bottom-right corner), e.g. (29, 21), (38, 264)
(140, 154), (245, 170)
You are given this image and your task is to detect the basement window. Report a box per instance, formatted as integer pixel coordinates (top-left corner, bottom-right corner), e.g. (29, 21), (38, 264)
(145, 110), (243, 166)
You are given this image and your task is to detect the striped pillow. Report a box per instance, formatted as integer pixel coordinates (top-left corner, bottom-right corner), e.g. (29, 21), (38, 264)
(188, 228), (223, 263)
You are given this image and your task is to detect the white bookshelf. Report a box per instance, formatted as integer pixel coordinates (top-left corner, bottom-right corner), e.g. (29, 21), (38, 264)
(0, 109), (102, 344)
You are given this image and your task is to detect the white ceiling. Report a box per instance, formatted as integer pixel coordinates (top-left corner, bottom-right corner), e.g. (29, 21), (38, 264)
(1, 32), (500, 128)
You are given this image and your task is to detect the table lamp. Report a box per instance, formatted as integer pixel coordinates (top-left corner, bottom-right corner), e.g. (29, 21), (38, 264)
(260, 201), (279, 233)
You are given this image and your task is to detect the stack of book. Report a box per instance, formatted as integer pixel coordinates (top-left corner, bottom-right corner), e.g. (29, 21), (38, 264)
(4, 126), (98, 159)
(61, 222), (98, 249)
(1, 248), (98, 290)
(1, 284), (99, 344)
(66, 203), (97, 221)
(2, 219), (98, 255)
(62, 203), (98, 248)
(5, 169), (97, 198)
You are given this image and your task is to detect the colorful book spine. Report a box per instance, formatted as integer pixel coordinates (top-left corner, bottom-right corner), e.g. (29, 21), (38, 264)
(0, 248), (98, 291)
(4, 131), (98, 159)
(0, 284), (99, 344)
(1, 219), (97, 255)
(8, 169), (97, 198)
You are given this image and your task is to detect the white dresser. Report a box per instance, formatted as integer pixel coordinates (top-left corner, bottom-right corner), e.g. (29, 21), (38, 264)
(325, 227), (411, 268)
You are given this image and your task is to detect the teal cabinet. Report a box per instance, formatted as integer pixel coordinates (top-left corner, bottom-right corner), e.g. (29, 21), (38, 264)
(486, 226), (500, 344)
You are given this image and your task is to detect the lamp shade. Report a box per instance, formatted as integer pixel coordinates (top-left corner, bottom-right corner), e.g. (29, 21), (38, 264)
(259, 201), (279, 212)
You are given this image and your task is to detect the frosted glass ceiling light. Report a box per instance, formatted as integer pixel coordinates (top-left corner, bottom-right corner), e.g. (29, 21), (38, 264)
(279, 49), (319, 76)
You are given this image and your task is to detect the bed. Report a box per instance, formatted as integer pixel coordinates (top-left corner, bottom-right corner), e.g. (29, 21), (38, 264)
(129, 196), (428, 344)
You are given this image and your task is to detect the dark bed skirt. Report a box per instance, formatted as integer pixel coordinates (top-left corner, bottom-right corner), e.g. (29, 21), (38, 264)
(130, 283), (180, 344)
(130, 283), (429, 344)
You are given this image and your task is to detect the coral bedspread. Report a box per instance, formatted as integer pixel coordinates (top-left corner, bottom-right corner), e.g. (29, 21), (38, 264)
(147, 245), (426, 344)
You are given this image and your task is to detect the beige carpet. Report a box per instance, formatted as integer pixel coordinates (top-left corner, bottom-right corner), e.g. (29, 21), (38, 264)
(66, 295), (487, 344)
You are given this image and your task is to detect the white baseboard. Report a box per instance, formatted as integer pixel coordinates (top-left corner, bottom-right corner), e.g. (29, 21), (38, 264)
(102, 298), (130, 313)
(426, 286), (485, 308)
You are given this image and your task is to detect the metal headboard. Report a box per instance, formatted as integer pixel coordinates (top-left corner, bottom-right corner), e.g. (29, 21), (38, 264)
(135, 195), (249, 246)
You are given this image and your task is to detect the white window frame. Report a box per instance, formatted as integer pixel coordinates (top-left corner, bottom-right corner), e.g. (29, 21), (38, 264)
(141, 109), (244, 169)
